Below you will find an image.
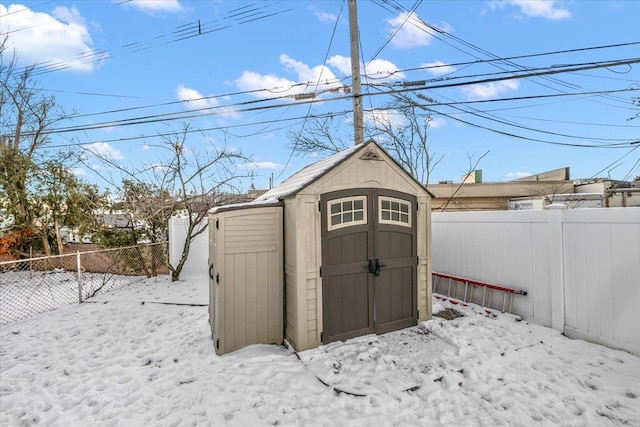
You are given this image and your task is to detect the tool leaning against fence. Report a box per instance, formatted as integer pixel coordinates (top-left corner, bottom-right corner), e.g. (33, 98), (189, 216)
(432, 272), (528, 315)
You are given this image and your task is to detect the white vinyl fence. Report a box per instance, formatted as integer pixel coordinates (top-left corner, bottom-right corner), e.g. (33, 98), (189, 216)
(432, 207), (640, 355)
(168, 217), (208, 278)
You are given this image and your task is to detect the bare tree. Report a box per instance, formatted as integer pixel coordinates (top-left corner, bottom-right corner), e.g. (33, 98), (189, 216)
(86, 123), (252, 281)
(438, 151), (490, 212)
(287, 94), (443, 185)
(369, 94), (444, 185)
(0, 37), (75, 255)
(287, 115), (351, 156)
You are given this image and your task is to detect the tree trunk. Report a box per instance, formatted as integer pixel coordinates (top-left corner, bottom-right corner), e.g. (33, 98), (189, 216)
(54, 217), (64, 254)
(40, 227), (51, 256)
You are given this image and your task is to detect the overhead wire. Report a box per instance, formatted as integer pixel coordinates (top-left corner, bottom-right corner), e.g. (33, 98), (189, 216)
(10, 55), (640, 149)
(7, 2), (297, 76)
(5, 1), (640, 172)
(281, 0), (347, 179)
(588, 146), (640, 179)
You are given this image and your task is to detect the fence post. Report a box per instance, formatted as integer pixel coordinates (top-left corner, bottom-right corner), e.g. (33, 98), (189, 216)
(77, 251), (83, 303)
(545, 203), (566, 332)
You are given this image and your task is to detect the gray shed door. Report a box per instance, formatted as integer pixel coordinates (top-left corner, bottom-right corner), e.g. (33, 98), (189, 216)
(321, 189), (417, 344)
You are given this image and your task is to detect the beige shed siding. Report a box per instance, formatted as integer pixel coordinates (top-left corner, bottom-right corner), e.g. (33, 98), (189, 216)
(224, 251), (281, 347)
(286, 145), (432, 350)
(303, 199), (320, 348)
(284, 199), (299, 349)
(211, 206), (283, 355)
(418, 196), (432, 320)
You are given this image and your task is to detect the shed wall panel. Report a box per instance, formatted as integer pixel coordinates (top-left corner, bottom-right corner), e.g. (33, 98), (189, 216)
(210, 206), (283, 355)
(283, 199), (299, 349)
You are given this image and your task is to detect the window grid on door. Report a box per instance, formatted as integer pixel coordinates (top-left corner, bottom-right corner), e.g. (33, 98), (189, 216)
(327, 196), (367, 231)
(379, 197), (411, 227)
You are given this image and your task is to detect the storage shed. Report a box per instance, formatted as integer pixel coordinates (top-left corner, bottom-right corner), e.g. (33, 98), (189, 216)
(209, 139), (434, 355)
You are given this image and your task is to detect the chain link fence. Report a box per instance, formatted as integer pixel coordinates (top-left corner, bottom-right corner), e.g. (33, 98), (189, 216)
(0, 243), (169, 325)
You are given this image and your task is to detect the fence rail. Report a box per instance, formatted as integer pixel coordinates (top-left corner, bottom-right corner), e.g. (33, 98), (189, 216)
(0, 243), (168, 325)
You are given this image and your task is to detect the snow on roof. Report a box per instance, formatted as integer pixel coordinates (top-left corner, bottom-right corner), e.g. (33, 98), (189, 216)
(254, 141), (371, 202)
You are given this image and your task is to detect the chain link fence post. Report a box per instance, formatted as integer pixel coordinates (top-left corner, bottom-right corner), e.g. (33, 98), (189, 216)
(77, 251), (83, 303)
(1, 242), (169, 325)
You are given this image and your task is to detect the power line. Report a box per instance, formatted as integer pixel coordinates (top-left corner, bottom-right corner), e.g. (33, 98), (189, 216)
(24, 54), (639, 136)
(12, 56), (640, 142)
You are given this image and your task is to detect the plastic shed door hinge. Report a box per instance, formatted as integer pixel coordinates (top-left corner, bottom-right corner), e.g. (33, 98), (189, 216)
(216, 273), (220, 284)
(215, 339), (219, 350)
(319, 267), (322, 277)
(320, 332), (323, 343)
(318, 201), (322, 212)
(215, 219), (219, 229)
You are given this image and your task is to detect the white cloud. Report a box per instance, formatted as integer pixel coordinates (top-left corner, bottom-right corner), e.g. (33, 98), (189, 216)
(236, 55), (341, 99)
(177, 85), (240, 118)
(427, 117), (446, 129)
(326, 56), (352, 76)
(309, 6), (339, 23)
(0, 4), (100, 72)
(385, 12), (435, 49)
(235, 71), (299, 98)
(280, 54), (338, 84)
(422, 61), (457, 77)
(235, 54), (405, 99)
(506, 171), (532, 180)
(176, 85), (219, 110)
(83, 142), (123, 160)
(491, 0), (571, 20)
(124, 0), (183, 13)
(364, 59), (405, 80)
(70, 167), (87, 177)
(365, 109), (405, 129)
(461, 79), (520, 100)
(327, 55), (404, 80)
(367, 110), (445, 131)
(240, 161), (285, 171)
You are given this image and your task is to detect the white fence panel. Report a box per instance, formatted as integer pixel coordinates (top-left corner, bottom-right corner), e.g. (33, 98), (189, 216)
(562, 208), (640, 355)
(432, 210), (557, 327)
(168, 217), (208, 278)
(432, 207), (640, 355)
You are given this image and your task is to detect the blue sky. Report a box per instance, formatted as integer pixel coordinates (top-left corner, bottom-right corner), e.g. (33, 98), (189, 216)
(2, 0), (639, 191)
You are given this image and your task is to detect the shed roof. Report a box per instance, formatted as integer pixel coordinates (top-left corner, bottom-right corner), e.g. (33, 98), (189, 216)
(254, 142), (368, 202)
(211, 140), (433, 215)
(255, 139), (433, 202)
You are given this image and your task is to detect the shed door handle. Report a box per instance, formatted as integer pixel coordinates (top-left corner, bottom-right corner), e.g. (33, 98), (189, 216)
(368, 259), (385, 276)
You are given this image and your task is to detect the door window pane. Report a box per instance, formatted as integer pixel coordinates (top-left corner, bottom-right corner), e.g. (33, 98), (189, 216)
(379, 197), (412, 227)
(327, 196), (367, 230)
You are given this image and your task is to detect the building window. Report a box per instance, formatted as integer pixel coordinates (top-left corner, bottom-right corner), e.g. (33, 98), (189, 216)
(379, 197), (411, 227)
(328, 196), (367, 230)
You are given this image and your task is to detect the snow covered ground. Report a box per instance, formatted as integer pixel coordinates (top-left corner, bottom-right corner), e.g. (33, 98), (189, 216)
(1, 274), (639, 426)
(0, 269), (150, 325)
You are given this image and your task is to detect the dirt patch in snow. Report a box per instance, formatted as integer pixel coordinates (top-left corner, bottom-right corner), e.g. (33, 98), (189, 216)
(433, 307), (464, 320)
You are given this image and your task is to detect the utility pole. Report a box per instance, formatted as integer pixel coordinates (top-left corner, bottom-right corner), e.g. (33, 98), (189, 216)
(348, 0), (364, 145)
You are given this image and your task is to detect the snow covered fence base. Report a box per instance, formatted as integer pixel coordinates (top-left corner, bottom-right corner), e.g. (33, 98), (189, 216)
(0, 243), (168, 325)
